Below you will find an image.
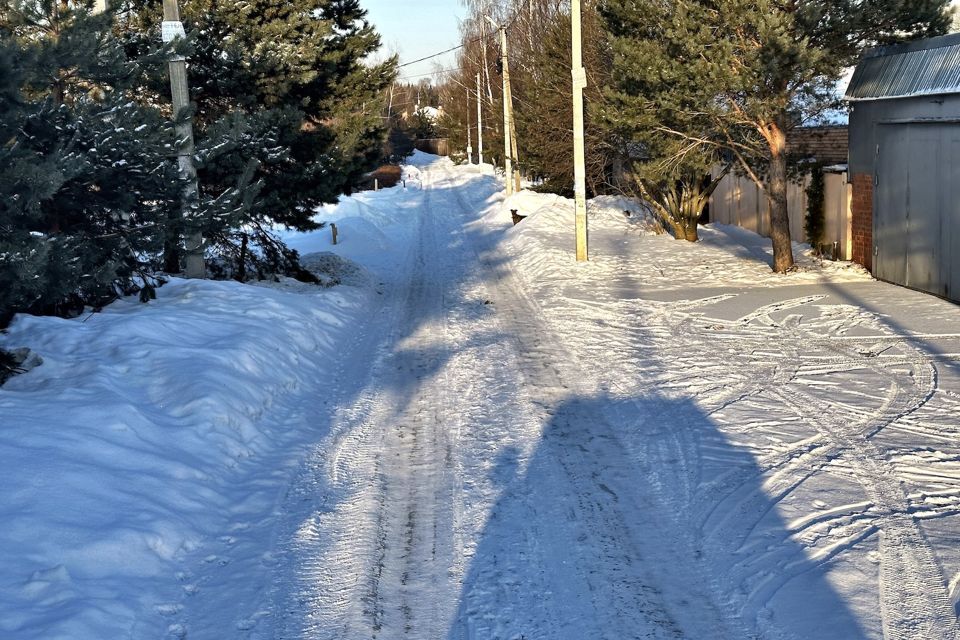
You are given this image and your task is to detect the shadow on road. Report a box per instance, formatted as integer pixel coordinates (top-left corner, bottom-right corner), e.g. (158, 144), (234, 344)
(446, 391), (869, 640)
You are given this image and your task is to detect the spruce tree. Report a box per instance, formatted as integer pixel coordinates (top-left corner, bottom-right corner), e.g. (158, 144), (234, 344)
(601, 0), (951, 272)
(122, 0), (396, 276)
(0, 1), (183, 323)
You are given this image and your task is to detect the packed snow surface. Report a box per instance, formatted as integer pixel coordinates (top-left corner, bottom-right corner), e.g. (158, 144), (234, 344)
(2, 153), (960, 639)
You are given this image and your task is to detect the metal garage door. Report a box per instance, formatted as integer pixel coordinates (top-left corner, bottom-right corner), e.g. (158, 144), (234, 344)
(875, 122), (960, 302)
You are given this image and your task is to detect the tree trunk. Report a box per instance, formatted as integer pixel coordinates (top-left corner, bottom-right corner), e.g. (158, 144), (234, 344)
(480, 24), (494, 105)
(766, 121), (795, 273)
(236, 233), (248, 282)
(163, 211), (182, 273)
(683, 223), (699, 242)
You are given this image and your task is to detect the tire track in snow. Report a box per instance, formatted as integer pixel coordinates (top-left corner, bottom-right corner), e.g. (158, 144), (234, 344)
(444, 180), (736, 640)
(670, 295), (958, 638)
(508, 234), (960, 638)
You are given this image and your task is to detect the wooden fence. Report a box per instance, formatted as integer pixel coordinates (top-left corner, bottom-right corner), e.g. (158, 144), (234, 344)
(710, 169), (853, 259)
(414, 138), (450, 157)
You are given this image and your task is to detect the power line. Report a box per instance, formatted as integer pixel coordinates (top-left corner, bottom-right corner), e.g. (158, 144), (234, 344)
(394, 9), (523, 70)
(398, 67), (462, 81)
(397, 42), (473, 69)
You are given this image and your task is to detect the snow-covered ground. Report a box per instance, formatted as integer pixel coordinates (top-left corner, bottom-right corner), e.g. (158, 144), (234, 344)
(2, 151), (960, 639)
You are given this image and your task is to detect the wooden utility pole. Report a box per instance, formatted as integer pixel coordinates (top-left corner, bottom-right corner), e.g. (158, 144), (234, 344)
(476, 73), (484, 166)
(499, 24), (514, 196)
(571, 0), (589, 262)
(162, 0), (204, 278)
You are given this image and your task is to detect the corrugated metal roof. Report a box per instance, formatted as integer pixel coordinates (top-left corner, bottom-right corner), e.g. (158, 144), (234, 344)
(846, 33), (960, 101)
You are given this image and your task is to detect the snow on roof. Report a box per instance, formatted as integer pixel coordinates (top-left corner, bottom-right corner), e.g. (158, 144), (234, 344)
(416, 105), (442, 121)
(846, 33), (960, 101)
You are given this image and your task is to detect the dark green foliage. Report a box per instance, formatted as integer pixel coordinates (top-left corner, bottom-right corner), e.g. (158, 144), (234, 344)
(804, 164), (826, 249)
(123, 0), (397, 247)
(601, 0), (951, 271)
(512, 7), (614, 197)
(410, 108), (438, 140)
(0, 4), (182, 326)
(0, 0), (396, 328)
(384, 123), (416, 164)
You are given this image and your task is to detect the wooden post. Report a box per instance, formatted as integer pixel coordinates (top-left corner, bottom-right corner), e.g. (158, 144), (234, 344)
(162, 0), (204, 278)
(505, 67), (521, 193)
(500, 25), (520, 194)
(375, 178), (379, 191)
(571, 0), (589, 262)
(331, 223), (338, 245)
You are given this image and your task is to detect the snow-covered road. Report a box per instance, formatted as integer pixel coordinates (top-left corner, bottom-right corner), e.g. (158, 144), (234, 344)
(273, 161), (710, 639)
(271, 156), (960, 639)
(4, 153), (960, 639)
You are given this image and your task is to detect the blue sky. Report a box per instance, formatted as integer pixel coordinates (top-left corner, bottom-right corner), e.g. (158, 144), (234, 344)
(361, 0), (467, 82)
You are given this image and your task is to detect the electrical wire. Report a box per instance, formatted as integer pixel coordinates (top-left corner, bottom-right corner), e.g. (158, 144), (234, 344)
(398, 67), (462, 81)
(397, 41), (477, 69)
(394, 7), (524, 70)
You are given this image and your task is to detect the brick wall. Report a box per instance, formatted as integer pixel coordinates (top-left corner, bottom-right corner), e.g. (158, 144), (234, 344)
(851, 173), (873, 271)
(787, 126), (849, 165)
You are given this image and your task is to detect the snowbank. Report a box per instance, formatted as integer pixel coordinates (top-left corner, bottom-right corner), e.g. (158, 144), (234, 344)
(0, 152), (886, 638)
(491, 188), (870, 291)
(0, 278), (369, 639)
(0, 168), (422, 638)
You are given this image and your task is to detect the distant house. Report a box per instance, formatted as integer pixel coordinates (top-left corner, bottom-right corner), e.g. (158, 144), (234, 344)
(846, 33), (960, 303)
(401, 104), (445, 123)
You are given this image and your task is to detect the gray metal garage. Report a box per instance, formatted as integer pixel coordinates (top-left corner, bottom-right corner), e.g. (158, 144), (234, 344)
(847, 33), (960, 303)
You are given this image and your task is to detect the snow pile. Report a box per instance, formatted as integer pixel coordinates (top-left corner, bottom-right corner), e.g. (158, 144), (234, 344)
(0, 279), (366, 638)
(278, 167), (427, 278)
(0, 162), (427, 638)
(0, 150), (903, 638)
(405, 149), (442, 167)
(491, 188), (870, 291)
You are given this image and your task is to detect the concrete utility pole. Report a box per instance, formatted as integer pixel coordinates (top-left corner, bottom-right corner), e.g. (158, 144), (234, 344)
(487, 17), (513, 196)
(467, 86), (473, 164)
(476, 72), (484, 166)
(506, 68), (521, 193)
(162, 0), (205, 279)
(571, 0), (589, 262)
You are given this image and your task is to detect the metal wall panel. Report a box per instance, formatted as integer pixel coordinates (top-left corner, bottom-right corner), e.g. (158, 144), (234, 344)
(947, 128), (960, 302)
(876, 125), (908, 285)
(904, 125), (943, 295)
(875, 123), (957, 301)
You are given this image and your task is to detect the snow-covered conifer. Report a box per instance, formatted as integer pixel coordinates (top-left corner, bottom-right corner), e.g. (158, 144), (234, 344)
(122, 0), (397, 277)
(0, 3), (182, 323)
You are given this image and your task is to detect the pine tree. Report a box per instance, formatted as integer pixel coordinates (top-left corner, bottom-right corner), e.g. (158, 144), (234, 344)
(601, 0), (951, 271)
